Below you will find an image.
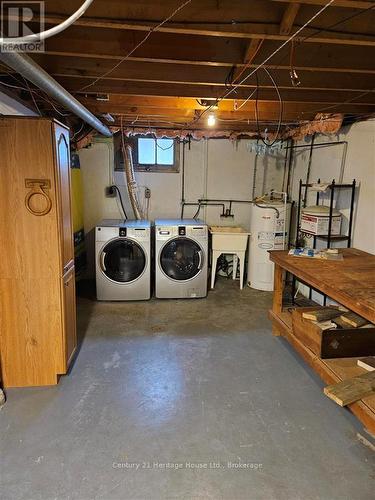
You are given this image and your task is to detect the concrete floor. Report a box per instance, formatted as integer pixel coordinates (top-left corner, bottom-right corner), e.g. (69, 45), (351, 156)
(0, 279), (374, 500)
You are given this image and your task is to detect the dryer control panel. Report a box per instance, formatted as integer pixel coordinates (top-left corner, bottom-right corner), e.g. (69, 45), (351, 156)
(156, 224), (208, 240)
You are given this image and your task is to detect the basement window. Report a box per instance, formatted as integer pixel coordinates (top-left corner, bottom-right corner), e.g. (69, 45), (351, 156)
(136, 136), (179, 172)
(115, 133), (179, 173)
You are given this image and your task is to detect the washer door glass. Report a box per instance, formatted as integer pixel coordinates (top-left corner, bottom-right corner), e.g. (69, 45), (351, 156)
(101, 239), (146, 283)
(160, 237), (203, 281)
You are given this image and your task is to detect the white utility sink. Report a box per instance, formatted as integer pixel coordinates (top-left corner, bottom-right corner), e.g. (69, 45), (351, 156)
(209, 226), (250, 252)
(209, 226), (250, 289)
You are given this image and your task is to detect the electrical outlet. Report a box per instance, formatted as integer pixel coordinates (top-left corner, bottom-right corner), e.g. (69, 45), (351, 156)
(105, 185), (116, 197)
(145, 187), (151, 199)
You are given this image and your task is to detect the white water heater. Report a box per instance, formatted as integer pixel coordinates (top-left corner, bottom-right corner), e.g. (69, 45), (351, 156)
(248, 198), (291, 291)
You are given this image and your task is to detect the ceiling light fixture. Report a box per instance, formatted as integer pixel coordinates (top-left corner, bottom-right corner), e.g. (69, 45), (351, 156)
(207, 113), (216, 127)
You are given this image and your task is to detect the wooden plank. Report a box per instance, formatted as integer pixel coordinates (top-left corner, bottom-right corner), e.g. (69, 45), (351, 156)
(324, 371), (375, 406)
(38, 14), (375, 47)
(272, 0), (374, 8)
(280, 3), (301, 35)
(340, 311), (369, 328)
(46, 71), (375, 95)
(269, 249), (375, 323)
(358, 357), (375, 371)
(268, 309), (375, 433)
(41, 51), (375, 75)
(302, 307), (341, 321)
(56, 77), (375, 105)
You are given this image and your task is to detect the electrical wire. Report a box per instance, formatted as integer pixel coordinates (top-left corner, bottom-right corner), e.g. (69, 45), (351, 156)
(112, 185), (128, 219)
(0, 75), (70, 116)
(72, 122), (85, 140)
(22, 77), (42, 116)
(186, 0), (375, 132)
(156, 139), (174, 150)
(78, 0), (193, 92)
(191, 202), (202, 219)
(235, 88), (257, 111)
(187, 0), (336, 128)
(255, 68), (283, 147)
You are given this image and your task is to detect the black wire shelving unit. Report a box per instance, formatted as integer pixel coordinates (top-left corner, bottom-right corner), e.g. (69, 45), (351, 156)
(295, 178), (356, 249)
(293, 178), (356, 305)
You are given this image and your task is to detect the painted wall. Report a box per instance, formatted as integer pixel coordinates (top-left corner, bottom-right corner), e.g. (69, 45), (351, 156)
(78, 137), (285, 276)
(78, 120), (375, 276)
(79, 137), (285, 232)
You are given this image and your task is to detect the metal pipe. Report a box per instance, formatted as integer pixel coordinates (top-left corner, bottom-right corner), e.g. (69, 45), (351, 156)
(0, 52), (112, 137)
(283, 141), (348, 150)
(304, 134), (316, 208)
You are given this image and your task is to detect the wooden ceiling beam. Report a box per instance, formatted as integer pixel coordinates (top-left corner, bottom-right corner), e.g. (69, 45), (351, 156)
(280, 3), (301, 35)
(75, 94), (372, 114)
(52, 77), (375, 107)
(32, 54), (375, 91)
(271, 0), (374, 9)
(41, 50), (375, 75)
(45, 69), (374, 94)
(40, 14), (375, 46)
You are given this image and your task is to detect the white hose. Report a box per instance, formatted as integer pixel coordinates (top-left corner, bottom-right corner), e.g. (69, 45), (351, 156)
(0, 0), (94, 44)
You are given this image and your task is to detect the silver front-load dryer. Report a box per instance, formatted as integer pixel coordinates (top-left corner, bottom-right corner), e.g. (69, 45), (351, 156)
(155, 219), (208, 299)
(96, 219), (151, 301)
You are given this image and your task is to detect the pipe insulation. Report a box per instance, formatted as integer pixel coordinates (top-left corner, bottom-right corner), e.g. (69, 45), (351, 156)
(0, 51), (112, 137)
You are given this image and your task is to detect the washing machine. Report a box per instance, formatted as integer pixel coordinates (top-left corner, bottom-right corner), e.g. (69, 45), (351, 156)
(155, 219), (208, 299)
(96, 219), (151, 301)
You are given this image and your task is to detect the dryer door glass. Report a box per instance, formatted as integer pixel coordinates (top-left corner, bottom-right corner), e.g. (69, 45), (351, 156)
(101, 239), (146, 283)
(160, 237), (202, 281)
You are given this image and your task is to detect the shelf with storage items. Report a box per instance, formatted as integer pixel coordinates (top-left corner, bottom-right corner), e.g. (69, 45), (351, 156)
(295, 179), (356, 249)
(268, 249), (375, 434)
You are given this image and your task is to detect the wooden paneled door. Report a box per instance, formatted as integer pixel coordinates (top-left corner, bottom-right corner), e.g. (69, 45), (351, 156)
(54, 123), (74, 273)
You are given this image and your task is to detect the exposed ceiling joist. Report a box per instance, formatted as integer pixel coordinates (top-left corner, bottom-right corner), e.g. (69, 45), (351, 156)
(271, 0), (375, 8)
(3, 0), (374, 132)
(37, 60), (374, 93)
(41, 15), (375, 47)
(280, 3), (301, 35)
(40, 51), (375, 75)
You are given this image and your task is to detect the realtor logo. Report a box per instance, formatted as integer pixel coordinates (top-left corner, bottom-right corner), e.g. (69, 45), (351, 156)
(0, 1), (45, 52)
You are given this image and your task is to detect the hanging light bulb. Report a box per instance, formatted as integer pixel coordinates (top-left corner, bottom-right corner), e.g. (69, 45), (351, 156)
(207, 113), (216, 127)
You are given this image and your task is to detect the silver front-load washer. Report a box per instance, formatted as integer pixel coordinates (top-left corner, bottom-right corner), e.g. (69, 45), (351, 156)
(155, 219), (208, 299)
(96, 219), (151, 301)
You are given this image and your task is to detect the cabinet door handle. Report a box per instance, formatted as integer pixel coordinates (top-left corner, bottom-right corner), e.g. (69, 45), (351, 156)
(25, 179), (52, 216)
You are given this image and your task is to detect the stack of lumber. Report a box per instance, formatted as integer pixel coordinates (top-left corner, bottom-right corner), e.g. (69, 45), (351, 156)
(302, 308), (374, 330)
(324, 371), (375, 406)
(292, 306), (375, 359)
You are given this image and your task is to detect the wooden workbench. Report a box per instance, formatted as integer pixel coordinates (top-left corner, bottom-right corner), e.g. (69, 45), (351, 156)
(268, 248), (375, 434)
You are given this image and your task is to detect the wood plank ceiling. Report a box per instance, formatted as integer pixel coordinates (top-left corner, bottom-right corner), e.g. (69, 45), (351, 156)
(1, 0), (375, 135)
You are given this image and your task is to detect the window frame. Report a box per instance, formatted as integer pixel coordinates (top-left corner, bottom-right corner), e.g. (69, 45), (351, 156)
(127, 135), (180, 173)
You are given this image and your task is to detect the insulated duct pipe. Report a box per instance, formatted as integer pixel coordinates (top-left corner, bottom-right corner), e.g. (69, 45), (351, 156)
(0, 51), (112, 137)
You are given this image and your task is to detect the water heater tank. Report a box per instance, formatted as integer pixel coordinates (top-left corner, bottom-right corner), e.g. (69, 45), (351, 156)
(247, 200), (291, 291)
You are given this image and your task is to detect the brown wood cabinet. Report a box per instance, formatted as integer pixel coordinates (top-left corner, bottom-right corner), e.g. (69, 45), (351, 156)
(0, 117), (77, 387)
